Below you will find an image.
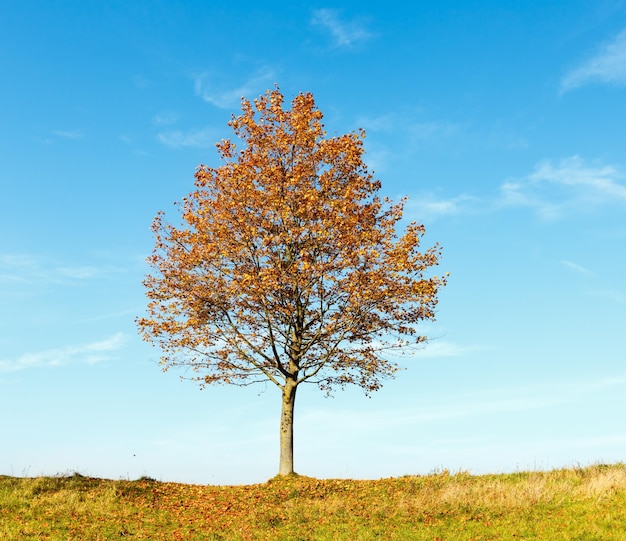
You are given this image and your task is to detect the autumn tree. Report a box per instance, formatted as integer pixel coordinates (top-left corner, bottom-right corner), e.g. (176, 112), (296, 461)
(138, 88), (446, 476)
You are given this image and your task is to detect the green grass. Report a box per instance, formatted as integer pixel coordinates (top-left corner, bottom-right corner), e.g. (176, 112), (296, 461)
(1, 464), (625, 539)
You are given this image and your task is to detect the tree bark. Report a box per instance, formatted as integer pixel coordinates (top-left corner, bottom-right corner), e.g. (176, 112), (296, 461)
(278, 380), (297, 476)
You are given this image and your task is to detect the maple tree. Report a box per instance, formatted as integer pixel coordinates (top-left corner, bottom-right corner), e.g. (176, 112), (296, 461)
(138, 88), (446, 476)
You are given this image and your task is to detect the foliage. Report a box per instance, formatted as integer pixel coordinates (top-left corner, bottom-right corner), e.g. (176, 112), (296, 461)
(2, 464), (626, 539)
(137, 87), (446, 475)
(137, 88), (446, 395)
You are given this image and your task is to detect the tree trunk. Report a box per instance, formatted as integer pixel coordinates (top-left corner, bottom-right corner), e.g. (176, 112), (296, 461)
(278, 380), (297, 476)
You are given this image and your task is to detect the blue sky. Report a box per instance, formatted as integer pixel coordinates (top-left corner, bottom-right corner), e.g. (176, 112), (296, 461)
(1, 0), (625, 485)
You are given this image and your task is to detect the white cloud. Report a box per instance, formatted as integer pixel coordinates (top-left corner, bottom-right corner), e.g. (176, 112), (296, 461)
(589, 288), (626, 304)
(300, 388), (560, 436)
(53, 129), (84, 139)
(0, 253), (38, 269)
(498, 156), (626, 219)
(531, 157), (626, 197)
(56, 266), (104, 279)
(152, 111), (179, 126)
(311, 9), (372, 48)
(301, 373), (626, 437)
(357, 115), (460, 140)
(0, 333), (127, 373)
(157, 128), (216, 149)
(498, 180), (564, 220)
(194, 68), (275, 109)
(0, 253), (120, 288)
(355, 113), (395, 133)
(0, 254), (36, 285)
(77, 307), (141, 323)
(133, 74), (153, 89)
(561, 260), (594, 275)
(417, 340), (486, 359)
(409, 121), (460, 141)
(405, 156), (626, 222)
(408, 193), (479, 221)
(360, 146), (392, 173)
(561, 29), (626, 92)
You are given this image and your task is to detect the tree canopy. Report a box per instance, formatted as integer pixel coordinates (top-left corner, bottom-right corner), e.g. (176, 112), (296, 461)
(138, 88), (447, 475)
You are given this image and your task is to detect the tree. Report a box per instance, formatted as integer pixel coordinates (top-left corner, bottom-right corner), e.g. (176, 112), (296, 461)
(137, 88), (447, 476)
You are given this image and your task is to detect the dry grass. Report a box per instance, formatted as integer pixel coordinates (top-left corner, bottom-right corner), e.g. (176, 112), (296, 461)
(1, 464), (626, 539)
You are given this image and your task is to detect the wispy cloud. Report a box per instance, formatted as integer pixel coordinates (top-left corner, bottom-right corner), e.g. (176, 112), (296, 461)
(409, 121), (460, 141)
(561, 260), (594, 275)
(498, 156), (626, 219)
(301, 373), (626, 434)
(157, 128), (216, 149)
(355, 114), (395, 133)
(53, 129), (84, 139)
(133, 74), (153, 89)
(589, 288), (626, 304)
(360, 337), (482, 360)
(311, 9), (373, 48)
(77, 307), (142, 323)
(408, 193), (480, 221)
(407, 156), (626, 222)
(152, 111), (179, 126)
(57, 266), (105, 279)
(531, 157), (626, 197)
(417, 340), (486, 359)
(0, 333), (127, 373)
(300, 386), (561, 435)
(0, 254), (120, 289)
(194, 68), (275, 109)
(561, 29), (626, 92)
(355, 109), (469, 174)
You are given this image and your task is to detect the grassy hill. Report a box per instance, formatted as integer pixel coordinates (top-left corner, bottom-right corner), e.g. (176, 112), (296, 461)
(1, 463), (625, 540)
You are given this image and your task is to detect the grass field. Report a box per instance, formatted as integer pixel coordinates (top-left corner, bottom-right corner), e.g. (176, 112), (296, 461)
(1, 463), (625, 540)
